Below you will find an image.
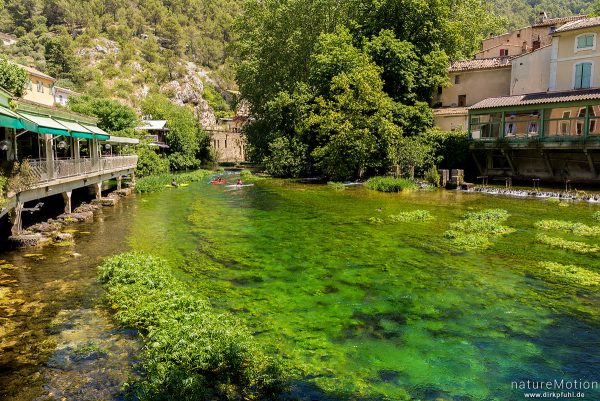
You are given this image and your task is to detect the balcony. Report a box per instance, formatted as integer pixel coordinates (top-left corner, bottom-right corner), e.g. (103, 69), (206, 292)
(28, 155), (138, 184)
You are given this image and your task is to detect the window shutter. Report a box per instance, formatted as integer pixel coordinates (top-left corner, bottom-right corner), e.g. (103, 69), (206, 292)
(587, 34), (595, 47)
(575, 64), (583, 89)
(578, 36), (586, 49)
(582, 63), (592, 88)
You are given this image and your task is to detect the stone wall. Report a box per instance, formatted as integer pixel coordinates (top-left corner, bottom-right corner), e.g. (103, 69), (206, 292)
(210, 131), (246, 163)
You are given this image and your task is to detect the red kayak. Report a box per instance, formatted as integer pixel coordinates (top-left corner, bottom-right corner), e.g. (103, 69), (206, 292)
(210, 179), (227, 185)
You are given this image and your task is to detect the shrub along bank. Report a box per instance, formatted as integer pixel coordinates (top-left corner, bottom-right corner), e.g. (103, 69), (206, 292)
(98, 253), (287, 401)
(134, 170), (213, 193)
(365, 176), (417, 193)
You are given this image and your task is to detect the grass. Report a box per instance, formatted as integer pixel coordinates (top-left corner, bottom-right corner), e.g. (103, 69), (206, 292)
(365, 176), (417, 193)
(98, 252), (286, 400)
(536, 234), (600, 254)
(327, 182), (346, 191)
(593, 211), (600, 222)
(539, 261), (600, 287)
(444, 209), (514, 250)
(535, 219), (600, 236)
(135, 170), (213, 193)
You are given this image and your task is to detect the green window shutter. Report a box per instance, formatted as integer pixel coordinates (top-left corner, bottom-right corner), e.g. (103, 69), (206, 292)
(575, 64), (583, 89)
(582, 63), (592, 89)
(578, 36), (586, 49)
(587, 34), (595, 47)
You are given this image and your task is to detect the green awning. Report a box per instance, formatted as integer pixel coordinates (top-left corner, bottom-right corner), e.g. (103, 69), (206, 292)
(82, 124), (109, 140)
(19, 112), (69, 136)
(0, 106), (25, 129)
(54, 119), (94, 139)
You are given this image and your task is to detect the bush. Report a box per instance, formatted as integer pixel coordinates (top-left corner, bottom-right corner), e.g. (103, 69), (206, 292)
(264, 137), (308, 178)
(98, 253), (287, 400)
(135, 170), (213, 193)
(135, 146), (170, 178)
(365, 176), (417, 192)
(424, 166), (440, 187)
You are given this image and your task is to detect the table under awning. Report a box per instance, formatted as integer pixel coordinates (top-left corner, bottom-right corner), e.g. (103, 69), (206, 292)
(18, 112), (70, 136)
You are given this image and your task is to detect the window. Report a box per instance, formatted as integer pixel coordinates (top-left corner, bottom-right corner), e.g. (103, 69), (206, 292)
(454, 75), (461, 84)
(574, 62), (592, 89)
(500, 49), (508, 56)
(528, 122), (538, 134)
(36, 81), (43, 92)
(437, 86), (443, 95)
(576, 33), (595, 51)
(458, 95), (466, 107)
(505, 122), (515, 136)
(27, 80), (32, 90)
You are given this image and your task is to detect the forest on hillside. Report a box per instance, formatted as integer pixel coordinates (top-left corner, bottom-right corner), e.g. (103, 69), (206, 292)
(493, 0), (598, 29)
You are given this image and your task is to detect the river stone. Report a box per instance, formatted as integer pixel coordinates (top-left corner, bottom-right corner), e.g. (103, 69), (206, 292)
(57, 211), (94, 222)
(91, 198), (117, 207)
(54, 232), (74, 242)
(114, 188), (132, 197)
(73, 203), (100, 213)
(29, 220), (63, 234)
(9, 233), (51, 248)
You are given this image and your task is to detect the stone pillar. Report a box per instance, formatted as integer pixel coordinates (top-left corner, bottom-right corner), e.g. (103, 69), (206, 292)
(62, 191), (72, 214)
(93, 182), (102, 200)
(116, 176), (122, 190)
(131, 171), (136, 185)
(44, 134), (54, 179)
(10, 201), (24, 236)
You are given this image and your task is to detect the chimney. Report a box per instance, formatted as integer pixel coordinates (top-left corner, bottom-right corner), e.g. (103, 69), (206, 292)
(538, 11), (548, 24)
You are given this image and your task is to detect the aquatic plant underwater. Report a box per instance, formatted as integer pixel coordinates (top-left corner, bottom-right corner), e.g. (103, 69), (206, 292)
(115, 179), (600, 400)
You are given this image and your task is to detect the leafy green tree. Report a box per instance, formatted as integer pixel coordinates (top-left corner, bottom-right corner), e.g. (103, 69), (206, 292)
(0, 58), (28, 97)
(141, 93), (211, 170)
(68, 95), (137, 132)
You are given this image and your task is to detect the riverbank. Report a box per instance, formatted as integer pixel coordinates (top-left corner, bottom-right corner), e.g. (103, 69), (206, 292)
(466, 185), (600, 203)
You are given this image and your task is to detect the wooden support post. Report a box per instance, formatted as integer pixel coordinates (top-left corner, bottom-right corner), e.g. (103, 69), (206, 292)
(45, 134), (54, 179)
(10, 201), (24, 236)
(116, 176), (122, 190)
(62, 191), (72, 214)
(501, 149), (516, 174)
(541, 151), (553, 176)
(584, 149), (596, 177)
(471, 153), (484, 175)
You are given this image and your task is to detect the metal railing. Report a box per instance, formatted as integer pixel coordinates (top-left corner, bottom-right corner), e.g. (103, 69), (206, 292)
(28, 155), (138, 183)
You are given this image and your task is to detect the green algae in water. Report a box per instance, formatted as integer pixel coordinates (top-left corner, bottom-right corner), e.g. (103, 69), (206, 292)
(539, 261), (600, 287)
(535, 219), (600, 236)
(127, 180), (600, 401)
(388, 210), (434, 223)
(444, 208), (514, 250)
(536, 233), (600, 254)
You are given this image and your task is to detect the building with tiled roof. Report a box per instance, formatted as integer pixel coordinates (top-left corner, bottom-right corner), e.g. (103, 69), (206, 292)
(554, 16), (600, 33)
(449, 57), (512, 72)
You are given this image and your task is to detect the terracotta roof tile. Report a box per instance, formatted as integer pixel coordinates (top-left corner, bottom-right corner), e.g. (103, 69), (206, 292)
(469, 88), (600, 110)
(433, 107), (468, 116)
(554, 17), (600, 33)
(533, 15), (587, 27)
(449, 58), (512, 72)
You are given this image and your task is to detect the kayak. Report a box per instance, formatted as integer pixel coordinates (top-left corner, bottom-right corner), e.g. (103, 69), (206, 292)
(164, 183), (190, 188)
(226, 184), (254, 188)
(210, 180), (227, 184)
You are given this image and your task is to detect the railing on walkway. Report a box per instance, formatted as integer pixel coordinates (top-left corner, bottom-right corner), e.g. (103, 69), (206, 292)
(28, 155), (138, 183)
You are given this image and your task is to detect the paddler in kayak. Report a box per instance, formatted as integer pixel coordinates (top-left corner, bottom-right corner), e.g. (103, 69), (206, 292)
(236, 178), (243, 186)
(171, 178), (179, 187)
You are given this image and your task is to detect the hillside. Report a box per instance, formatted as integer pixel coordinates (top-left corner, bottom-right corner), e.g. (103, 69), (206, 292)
(492, 0), (597, 30)
(0, 0), (240, 124)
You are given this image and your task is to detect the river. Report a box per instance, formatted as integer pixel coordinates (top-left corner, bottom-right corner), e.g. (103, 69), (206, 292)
(1, 178), (599, 400)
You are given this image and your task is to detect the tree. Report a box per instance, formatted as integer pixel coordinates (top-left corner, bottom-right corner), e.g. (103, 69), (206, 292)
(141, 93), (211, 170)
(0, 58), (28, 97)
(68, 95), (137, 132)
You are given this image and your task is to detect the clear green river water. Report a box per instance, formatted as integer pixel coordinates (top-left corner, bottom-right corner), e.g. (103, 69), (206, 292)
(1, 178), (600, 400)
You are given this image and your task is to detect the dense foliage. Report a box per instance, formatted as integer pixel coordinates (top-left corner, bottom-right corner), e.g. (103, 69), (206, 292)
(98, 252), (286, 400)
(141, 94), (212, 171)
(133, 145), (170, 178)
(134, 170), (213, 193)
(365, 176), (418, 193)
(68, 95), (138, 132)
(0, 57), (28, 96)
(233, 0), (500, 180)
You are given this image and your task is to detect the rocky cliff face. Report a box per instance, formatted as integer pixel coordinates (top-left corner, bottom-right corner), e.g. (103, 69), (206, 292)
(161, 63), (217, 128)
(77, 39), (219, 129)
